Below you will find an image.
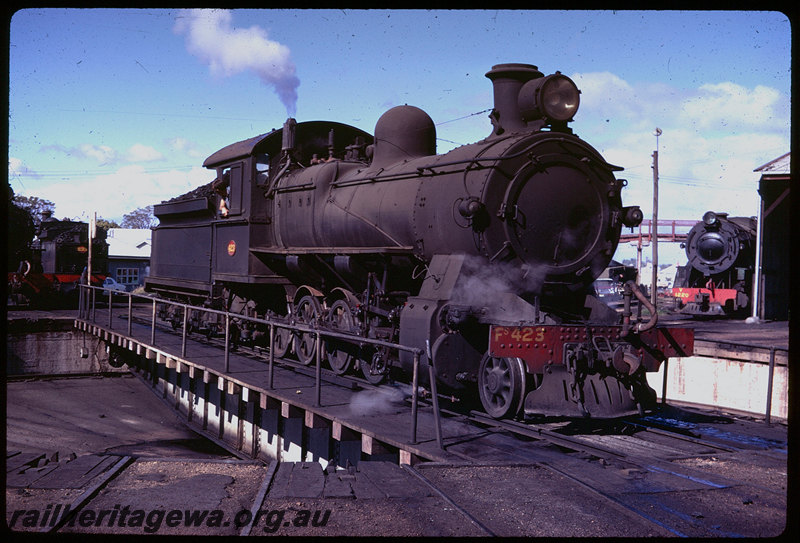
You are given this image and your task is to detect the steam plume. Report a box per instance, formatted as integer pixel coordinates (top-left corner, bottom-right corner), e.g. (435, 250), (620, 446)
(174, 9), (300, 116)
(349, 386), (408, 416)
(452, 255), (547, 304)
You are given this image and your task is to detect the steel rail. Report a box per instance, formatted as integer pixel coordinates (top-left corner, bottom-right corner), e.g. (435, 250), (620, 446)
(537, 461), (690, 537)
(402, 464), (496, 537)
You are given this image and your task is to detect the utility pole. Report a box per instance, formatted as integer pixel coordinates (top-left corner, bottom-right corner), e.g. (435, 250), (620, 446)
(88, 212), (96, 285)
(752, 199), (764, 320)
(651, 128), (661, 306)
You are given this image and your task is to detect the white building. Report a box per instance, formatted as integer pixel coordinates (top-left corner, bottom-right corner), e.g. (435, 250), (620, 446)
(637, 262), (682, 291)
(106, 228), (151, 291)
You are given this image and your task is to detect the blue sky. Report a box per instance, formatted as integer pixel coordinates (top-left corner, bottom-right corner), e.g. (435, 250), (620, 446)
(8, 9), (791, 264)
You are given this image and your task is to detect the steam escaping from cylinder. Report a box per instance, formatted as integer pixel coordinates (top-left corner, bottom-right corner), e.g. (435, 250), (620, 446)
(349, 385), (411, 416)
(174, 9), (300, 117)
(450, 255), (547, 314)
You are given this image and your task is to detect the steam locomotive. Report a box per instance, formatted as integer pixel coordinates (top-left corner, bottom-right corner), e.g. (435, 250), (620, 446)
(8, 211), (108, 307)
(672, 211), (756, 317)
(146, 63), (693, 418)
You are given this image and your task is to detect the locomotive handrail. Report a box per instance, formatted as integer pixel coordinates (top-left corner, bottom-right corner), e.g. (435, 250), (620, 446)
(326, 196), (408, 248)
(79, 284), (423, 352)
(271, 181), (316, 194)
(76, 284), (443, 449)
(330, 135), (619, 189)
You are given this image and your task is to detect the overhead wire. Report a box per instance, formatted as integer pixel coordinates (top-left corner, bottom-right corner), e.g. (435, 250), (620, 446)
(10, 164), (198, 180)
(434, 108), (493, 147)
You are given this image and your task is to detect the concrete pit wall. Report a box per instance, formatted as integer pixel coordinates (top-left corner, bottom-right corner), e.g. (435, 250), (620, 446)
(7, 315), (420, 468)
(120, 343), (414, 468)
(101, 335), (412, 468)
(647, 352), (788, 421)
(6, 317), (118, 376)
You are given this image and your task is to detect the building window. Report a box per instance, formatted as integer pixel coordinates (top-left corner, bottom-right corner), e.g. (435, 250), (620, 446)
(116, 268), (140, 285)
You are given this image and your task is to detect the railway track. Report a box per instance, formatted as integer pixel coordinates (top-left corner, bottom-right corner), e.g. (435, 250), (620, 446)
(74, 308), (789, 537)
(127, 307), (785, 472)
(454, 408), (786, 538)
(126, 307), (784, 465)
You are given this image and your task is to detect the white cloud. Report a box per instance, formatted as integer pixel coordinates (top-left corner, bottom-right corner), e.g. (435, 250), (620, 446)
(568, 72), (788, 225)
(35, 143), (118, 165)
(571, 71), (638, 120)
(125, 143), (164, 162)
(679, 83), (785, 130)
(8, 157), (39, 180)
(604, 127), (774, 221)
(31, 143), (113, 165)
(29, 165), (212, 222)
(167, 137), (204, 158)
(77, 143), (116, 164)
(38, 142), (163, 166)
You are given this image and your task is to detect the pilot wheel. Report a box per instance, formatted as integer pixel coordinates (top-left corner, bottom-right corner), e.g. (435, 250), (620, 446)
(478, 354), (527, 419)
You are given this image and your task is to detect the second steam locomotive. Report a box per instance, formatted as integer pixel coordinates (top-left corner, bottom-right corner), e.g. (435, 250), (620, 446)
(672, 211), (757, 317)
(146, 63), (693, 418)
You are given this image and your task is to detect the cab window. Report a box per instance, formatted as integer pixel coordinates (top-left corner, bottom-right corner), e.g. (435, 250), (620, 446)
(220, 165), (243, 216)
(255, 154), (270, 187)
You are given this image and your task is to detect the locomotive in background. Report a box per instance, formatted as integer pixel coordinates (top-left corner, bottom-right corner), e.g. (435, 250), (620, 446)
(7, 211), (108, 307)
(672, 211), (756, 317)
(146, 62), (693, 419)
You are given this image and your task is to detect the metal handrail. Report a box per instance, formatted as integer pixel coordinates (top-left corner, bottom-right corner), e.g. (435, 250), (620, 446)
(694, 338), (789, 358)
(657, 334), (787, 425)
(765, 347), (777, 425)
(77, 284), (443, 449)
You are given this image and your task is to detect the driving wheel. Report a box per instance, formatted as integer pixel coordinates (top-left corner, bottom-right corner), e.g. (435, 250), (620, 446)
(326, 298), (356, 375)
(294, 295), (321, 366)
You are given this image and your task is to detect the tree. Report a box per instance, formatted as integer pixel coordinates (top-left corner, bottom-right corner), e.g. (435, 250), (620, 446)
(6, 182), (37, 269)
(95, 217), (121, 232)
(12, 194), (55, 227)
(121, 205), (158, 229)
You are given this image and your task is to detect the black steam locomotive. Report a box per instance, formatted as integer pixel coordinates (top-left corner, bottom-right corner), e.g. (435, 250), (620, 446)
(8, 211), (108, 307)
(672, 211), (756, 317)
(146, 63), (693, 418)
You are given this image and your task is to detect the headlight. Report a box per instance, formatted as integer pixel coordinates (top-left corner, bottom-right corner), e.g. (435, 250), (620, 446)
(702, 211), (718, 226)
(519, 73), (581, 124)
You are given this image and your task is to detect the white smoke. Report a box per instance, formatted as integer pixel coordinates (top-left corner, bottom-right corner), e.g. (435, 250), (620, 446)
(174, 9), (300, 116)
(348, 385), (409, 416)
(451, 255), (547, 308)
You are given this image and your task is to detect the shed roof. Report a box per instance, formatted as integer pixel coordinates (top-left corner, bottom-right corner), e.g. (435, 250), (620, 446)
(107, 228), (152, 259)
(754, 152), (790, 174)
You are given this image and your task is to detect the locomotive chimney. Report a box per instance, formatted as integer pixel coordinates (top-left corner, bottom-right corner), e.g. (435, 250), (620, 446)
(485, 63), (543, 137)
(281, 117), (297, 152)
